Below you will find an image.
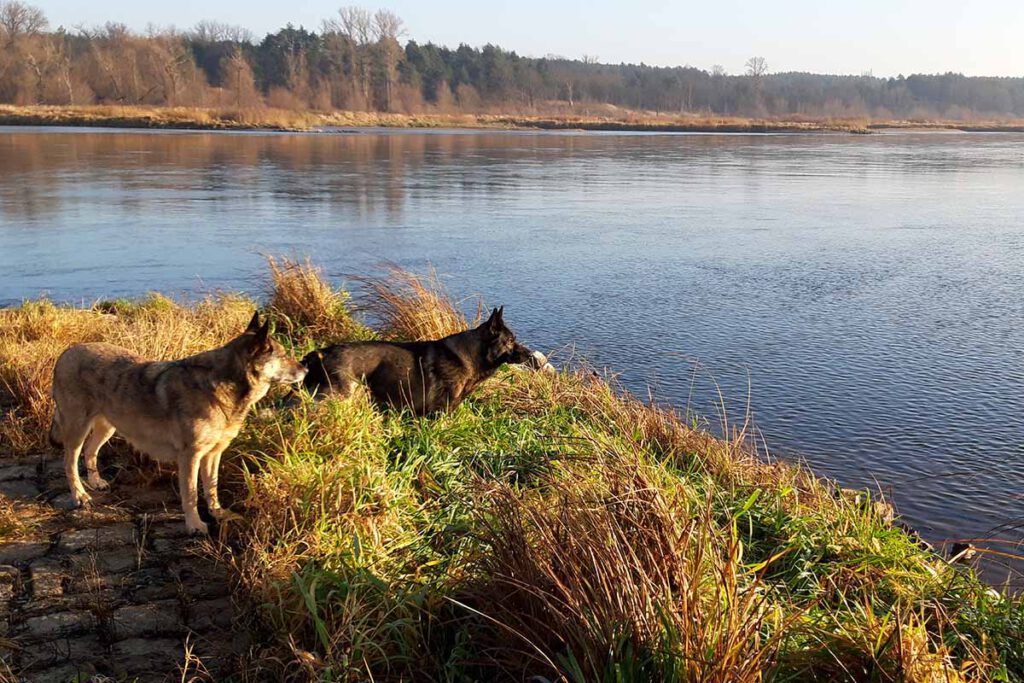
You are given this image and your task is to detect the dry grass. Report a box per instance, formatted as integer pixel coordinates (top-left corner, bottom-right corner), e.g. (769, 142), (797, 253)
(469, 455), (792, 682)
(266, 256), (369, 348)
(5, 103), (1023, 134)
(0, 492), (59, 543)
(0, 104), (322, 131)
(350, 263), (479, 341)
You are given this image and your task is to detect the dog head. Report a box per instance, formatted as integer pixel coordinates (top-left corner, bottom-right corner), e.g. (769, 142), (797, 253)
(479, 307), (518, 366)
(501, 341), (543, 367)
(240, 312), (308, 386)
(479, 308), (554, 372)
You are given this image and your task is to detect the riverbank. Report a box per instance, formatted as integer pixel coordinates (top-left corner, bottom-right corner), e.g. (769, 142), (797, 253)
(1, 259), (1022, 680)
(3, 104), (1023, 134)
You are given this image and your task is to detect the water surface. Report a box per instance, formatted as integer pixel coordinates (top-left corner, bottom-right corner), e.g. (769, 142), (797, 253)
(2, 127), (1023, 576)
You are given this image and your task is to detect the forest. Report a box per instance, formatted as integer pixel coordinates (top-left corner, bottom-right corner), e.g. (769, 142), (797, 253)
(1, 0), (1022, 119)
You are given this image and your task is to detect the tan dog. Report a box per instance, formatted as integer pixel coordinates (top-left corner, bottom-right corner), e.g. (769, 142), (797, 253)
(49, 313), (306, 534)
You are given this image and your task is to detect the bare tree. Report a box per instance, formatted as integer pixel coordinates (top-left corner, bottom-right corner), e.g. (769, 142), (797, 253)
(744, 56), (768, 79)
(372, 9), (403, 111)
(744, 56), (768, 115)
(712, 64), (727, 77)
(190, 19), (253, 44)
(143, 32), (203, 105)
(221, 46), (259, 107)
(282, 49), (310, 106)
(332, 6), (373, 105)
(81, 23), (135, 103)
(0, 0), (47, 44)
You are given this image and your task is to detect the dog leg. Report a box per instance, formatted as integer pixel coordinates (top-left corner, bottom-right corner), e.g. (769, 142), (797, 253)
(322, 376), (357, 401)
(200, 445), (240, 521)
(82, 417), (115, 491)
(62, 419), (93, 508)
(178, 453), (208, 535)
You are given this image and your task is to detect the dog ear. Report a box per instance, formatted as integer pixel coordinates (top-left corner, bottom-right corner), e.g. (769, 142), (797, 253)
(245, 311), (261, 333)
(255, 319), (271, 347)
(487, 306), (505, 333)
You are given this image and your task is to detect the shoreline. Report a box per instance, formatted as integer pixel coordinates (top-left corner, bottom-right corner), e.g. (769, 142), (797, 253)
(2, 104), (1023, 135)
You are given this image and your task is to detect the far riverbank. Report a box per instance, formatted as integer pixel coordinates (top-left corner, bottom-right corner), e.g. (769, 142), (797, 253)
(3, 103), (1023, 134)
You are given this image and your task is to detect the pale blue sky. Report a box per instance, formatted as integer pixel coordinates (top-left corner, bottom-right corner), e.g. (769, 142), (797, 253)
(33, 0), (1024, 77)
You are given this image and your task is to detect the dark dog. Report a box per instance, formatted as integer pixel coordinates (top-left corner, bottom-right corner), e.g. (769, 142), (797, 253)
(300, 307), (552, 415)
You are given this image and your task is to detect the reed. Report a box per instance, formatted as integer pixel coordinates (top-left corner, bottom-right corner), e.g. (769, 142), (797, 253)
(349, 263), (479, 341)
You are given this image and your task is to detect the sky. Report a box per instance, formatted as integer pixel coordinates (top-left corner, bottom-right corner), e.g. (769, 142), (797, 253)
(31, 0), (1024, 77)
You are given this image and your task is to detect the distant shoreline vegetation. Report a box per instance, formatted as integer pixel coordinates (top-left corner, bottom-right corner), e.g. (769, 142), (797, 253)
(0, 2), (1023, 127)
(2, 104), (1024, 134)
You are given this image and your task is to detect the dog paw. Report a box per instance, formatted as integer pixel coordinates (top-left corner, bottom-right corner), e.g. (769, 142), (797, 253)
(72, 491), (92, 508)
(87, 476), (110, 491)
(186, 519), (209, 536)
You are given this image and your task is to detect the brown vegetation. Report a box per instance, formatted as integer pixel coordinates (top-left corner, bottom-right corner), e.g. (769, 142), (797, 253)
(349, 263), (478, 340)
(4, 103), (1024, 134)
(266, 257), (367, 346)
(0, 104), (321, 130)
(1, 0), (1023, 132)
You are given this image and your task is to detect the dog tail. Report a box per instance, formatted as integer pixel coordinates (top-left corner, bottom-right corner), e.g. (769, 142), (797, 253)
(48, 405), (63, 449)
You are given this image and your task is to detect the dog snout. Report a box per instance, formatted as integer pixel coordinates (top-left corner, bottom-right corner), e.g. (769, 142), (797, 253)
(287, 360), (308, 384)
(531, 350), (556, 374)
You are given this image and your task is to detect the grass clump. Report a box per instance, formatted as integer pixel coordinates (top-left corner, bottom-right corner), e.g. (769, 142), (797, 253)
(470, 455), (790, 682)
(352, 263), (479, 340)
(1, 259), (1022, 681)
(267, 256), (372, 348)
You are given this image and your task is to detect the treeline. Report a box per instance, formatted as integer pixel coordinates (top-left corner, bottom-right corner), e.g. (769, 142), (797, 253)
(2, 0), (1023, 118)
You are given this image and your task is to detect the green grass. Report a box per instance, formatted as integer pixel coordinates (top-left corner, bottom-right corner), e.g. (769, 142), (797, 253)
(2, 260), (1022, 681)
(231, 349), (1024, 681)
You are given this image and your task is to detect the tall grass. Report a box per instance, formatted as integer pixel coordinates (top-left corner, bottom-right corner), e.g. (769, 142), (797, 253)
(350, 263), (479, 340)
(1, 260), (1022, 681)
(266, 256), (371, 348)
(468, 455), (791, 682)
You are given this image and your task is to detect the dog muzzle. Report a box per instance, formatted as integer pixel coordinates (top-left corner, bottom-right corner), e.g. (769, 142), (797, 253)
(531, 350), (556, 374)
